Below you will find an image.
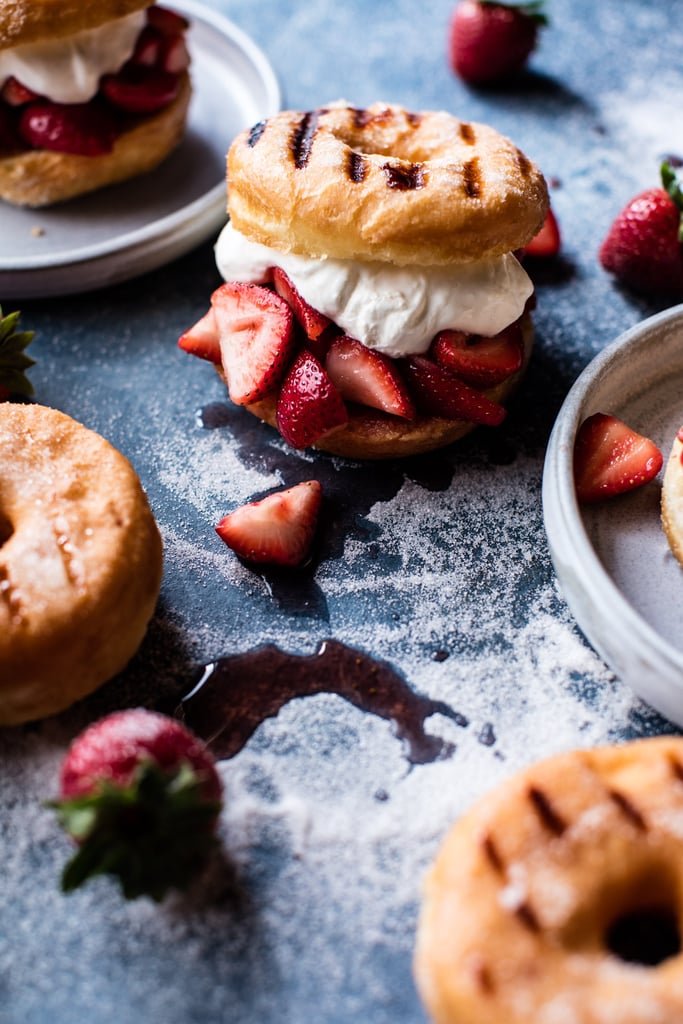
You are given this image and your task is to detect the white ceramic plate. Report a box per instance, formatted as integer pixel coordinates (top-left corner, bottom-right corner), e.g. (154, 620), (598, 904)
(0, 0), (280, 299)
(543, 304), (683, 726)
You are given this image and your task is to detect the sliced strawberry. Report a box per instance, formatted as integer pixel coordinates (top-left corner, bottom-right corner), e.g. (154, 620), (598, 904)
(573, 412), (663, 503)
(524, 207), (561, 258)
(18, 100), (116, 155)
(101, 66), (180, 115)
(431, 321), (523, 387)
(178, 308), (221, 363)
(403, 355), (506, 425)
(146, 5), (190, 35)
(211, 282), (295, 405)
(130, 25), (163, 67)
(272, 267), (333, 343)
(325, 335), (415, 419)
(159, 34), (191, 74)
(216, 480), (322, 567)
(276, 349), (348, 449)
(1, 76), (41, 106)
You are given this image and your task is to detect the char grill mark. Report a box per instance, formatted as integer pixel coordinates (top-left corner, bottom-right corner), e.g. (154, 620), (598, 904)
(608, 789), (647, 830)
(406, 110), (423, 128)
(348, 151), (368, 183)
(382, 161), (426, 190)
(515, 901), (541, 933)
(472, 959), (494, 994)
(459, 121), (476, 145)
(671, 757), (683, 783)
(515, 147), (532, 179)
(247, 120), (266, 147)
(291, 111), (321, 169)
(482, 834), (505, 874)
(463, 158), (482, 198)
(528, 786), (567, 836)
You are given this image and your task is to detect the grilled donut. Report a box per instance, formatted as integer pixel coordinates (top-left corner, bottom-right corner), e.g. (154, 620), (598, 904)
(415, 736), (683, 1024)
(0, 403), (163, 725)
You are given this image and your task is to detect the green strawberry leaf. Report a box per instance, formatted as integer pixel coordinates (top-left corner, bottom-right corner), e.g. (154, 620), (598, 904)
(661, 161), (683, 242)
(481, 0), (549, 25)
(0, 306), (35, 398)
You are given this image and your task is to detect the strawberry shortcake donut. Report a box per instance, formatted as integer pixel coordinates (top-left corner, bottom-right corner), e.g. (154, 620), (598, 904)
(415, 736), (683, 1024)
(0, 403), (163, 724)
(662, 426), (683, 566)
(178, 101), (548, 460)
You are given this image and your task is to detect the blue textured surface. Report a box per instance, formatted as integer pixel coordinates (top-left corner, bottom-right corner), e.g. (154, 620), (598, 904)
(2, 1), (683, 1022)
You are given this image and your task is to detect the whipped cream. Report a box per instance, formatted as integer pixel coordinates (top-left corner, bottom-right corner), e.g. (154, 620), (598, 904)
(0, 11), (146, 104)
(215, 224), (534, 358)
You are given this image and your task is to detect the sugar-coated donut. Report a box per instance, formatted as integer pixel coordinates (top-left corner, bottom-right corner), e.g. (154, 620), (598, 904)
(414, 736), (683, 1024)
(0, 72), (190, 208)
(242, 311), (533, 460)
(227, 101), (549, 266)
(0, 404), (163, 725)
(662, 427), (683, 567)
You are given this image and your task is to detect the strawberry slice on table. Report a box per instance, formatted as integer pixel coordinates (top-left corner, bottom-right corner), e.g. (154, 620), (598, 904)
(448, 0), (548, 85)
(211, 282), (295, 405)
(599, 162), (683, 297)
(19, 100), (117, 155)
(523, 206), (561, 258)
(325, 335), (415, 418)
(573, 412), (663, 504)
(272, 267), (333, 348)
(430, 321), (523, 387)
(178, 308), (221, 363)
(403, 356), (506, 425)
(50, 708), (223, 901)
(276, 349), (348, 449)
(216, 480), (323, 567)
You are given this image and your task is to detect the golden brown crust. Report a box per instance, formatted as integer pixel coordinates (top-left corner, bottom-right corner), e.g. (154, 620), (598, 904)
(240, 312), (533, 460)
(227, 102), (549, 266)
(414, 736), (683, 1024)
(662, 429), (683, 566)
(0, 72), (191, 208)
(0, 0), (149, 49)
(0, 403), (163, 725)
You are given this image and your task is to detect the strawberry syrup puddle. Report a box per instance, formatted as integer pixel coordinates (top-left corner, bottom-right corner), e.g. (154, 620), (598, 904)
(177, 640), (469, 766)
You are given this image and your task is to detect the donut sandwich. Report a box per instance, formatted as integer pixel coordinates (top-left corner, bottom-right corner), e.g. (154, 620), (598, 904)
(0, 0), (191, 207)
(179, 101), (549, 460)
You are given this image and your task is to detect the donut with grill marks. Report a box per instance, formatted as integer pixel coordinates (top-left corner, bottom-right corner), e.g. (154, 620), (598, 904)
(414, 736), (683, 1024)
(227, 102), (549, 265)
(0, 403), (163, 724)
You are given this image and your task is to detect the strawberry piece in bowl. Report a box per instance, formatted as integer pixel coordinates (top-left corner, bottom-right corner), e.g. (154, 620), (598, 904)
(430, 322), (523, 387)
(211, 282), (295, 405)
(573, 412), (663, 504)
(50, 708), (223, 901)
(276, 349), (349, 449)
(325, 335), (415, 418)
(216, 480), (323, 567)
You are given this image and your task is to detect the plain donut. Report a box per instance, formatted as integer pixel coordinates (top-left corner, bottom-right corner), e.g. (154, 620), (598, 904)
(227, 101), (549, 265)
(415, 736), (683, 1024)
(0, 403), (163, 724)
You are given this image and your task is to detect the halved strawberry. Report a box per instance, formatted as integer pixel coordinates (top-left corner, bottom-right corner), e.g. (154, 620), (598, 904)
(430, 321), (523, 387)
(130, 25), (163, 67)
(178, 308), (221, 363)
(524, 206), (561, 258)
(272, 268), (333, 346)
(276, 349), (348, 449)
(573, 412), (663, 503)
(216, 480), (322, 567)
(325, 335), (415, 418)
(101, 66), (180, 115)
(18, 100), (117, 155)
(146, 5), (190, 35)
(211, 282), (295, 405)
(403, 356), (506, 425)
(159, 34), (191, 74)
(1, 76), (41, 106)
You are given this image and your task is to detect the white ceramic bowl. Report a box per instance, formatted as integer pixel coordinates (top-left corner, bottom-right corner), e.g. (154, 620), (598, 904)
(543, 304), (683, 726)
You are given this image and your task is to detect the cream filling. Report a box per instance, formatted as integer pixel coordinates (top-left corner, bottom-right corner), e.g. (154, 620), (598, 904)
(215, 223), (534, 358)
(0, 10), (146, 104)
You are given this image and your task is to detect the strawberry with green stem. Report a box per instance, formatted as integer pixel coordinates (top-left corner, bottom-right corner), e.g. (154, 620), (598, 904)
(0, 306), (35, 400)
(50, 708), (223, 901)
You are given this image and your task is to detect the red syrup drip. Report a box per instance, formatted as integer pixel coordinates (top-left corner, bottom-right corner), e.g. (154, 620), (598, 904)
(177, 640), (468, 765)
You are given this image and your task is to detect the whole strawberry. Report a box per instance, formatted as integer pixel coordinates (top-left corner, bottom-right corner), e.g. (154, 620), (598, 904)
(51, 709), (223, 901)
(599, 162), (683, 297)
(448, 0), (547, 85)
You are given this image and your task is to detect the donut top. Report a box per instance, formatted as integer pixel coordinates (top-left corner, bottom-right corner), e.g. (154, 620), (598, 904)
(227, 102), (549, 266)
(0, 0), (149, 50)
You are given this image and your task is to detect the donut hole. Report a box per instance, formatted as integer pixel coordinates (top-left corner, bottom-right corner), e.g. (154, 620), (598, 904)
(606, 905), (680, 966)
(0, 511), (13, 547)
